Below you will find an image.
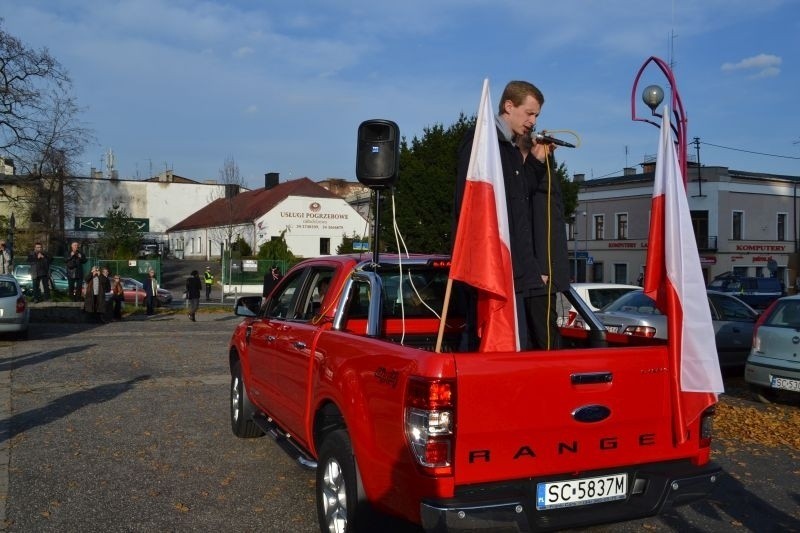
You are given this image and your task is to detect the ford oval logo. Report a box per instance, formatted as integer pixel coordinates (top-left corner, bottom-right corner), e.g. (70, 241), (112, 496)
(573, 405), (611, 423)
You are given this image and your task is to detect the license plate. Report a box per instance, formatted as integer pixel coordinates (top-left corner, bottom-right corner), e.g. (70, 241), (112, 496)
(771, 376), (800, 392)
(605, 325), (620, 333)
(536, 473), (627, 510)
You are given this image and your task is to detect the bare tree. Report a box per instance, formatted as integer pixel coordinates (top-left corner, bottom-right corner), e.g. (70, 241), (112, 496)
(208, 155), (248, 257)
(1, 20), (92, 254)
(0, 19), (70, 155)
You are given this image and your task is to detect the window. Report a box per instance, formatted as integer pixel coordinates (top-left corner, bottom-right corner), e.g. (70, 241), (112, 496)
(594, 215), (604, 240)
(616, 213), (628, 240)
(777, 213), (787, 241)
(266, 270), (306, 319)
(732, 211), (743, 240)
(613, 263), (628, 284)
(320, 237), (330, 255)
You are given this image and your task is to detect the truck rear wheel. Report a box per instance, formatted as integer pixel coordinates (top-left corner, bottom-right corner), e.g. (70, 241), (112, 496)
(316, 430), (369, 533)
(230, 361), (263, 438)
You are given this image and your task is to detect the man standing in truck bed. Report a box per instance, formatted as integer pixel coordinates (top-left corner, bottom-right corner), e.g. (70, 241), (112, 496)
(455, 80), (569, 350)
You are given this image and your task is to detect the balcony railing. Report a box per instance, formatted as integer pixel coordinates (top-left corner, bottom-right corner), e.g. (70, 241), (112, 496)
(697, 235), (717, 251)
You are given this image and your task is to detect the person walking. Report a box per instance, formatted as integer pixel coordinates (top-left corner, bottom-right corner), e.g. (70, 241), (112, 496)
(27, 242), (51, 302)
(203, 266), (214, 301)
(185, 270), (202, 322)
(143, 268), (158, 316)
(65, 241), (88, 302)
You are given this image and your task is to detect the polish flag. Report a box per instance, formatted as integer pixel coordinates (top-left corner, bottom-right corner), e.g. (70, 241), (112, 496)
(450, 79), (519, 352)
(643, 106), (724, 444)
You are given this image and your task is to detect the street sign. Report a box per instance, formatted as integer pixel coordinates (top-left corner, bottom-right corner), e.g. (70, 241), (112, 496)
(587, 256), (594, 265)
(576, 251), (589, 258)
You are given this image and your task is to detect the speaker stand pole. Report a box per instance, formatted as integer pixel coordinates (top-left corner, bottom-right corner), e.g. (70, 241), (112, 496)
(372, 188), (382, 265)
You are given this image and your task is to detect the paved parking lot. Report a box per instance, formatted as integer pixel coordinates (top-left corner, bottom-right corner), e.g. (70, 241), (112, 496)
(0, 311), (318, 532)
(0, 310), (797, 532)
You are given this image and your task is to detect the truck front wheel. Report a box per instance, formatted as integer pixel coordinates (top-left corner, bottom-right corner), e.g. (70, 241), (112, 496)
(230, 361), (263, 438)
(316, 430), (369, 533)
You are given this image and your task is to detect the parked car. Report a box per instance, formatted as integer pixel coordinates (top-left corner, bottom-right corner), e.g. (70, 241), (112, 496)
(745, 295), (800, 402)
(0, 274), (29, 338)
(707, 275), (784, 310)
(574, 289), (758, 369)
(556, 283), (641, 326)
(13, 264), (70, 294)
(117, 277), (173, 306)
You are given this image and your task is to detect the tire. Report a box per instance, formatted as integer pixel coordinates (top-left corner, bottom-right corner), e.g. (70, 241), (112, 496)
(230, 361), (263, 438)
(316, 430), (369, 533)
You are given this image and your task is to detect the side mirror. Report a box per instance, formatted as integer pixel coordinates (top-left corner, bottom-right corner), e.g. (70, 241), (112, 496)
(234, 296), (262, 317)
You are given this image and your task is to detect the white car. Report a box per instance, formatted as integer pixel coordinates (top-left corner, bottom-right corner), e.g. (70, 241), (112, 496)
(745, 294), (800, 402)
(0, 274), (30, 338)
(556, 283), (641, 326)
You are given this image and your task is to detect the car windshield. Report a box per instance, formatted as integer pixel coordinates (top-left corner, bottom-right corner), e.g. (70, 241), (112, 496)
(602, 290), (662, 315)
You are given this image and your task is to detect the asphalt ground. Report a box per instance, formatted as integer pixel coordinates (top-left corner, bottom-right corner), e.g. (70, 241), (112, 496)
(0, 311), (318, 532)
(0, 310), (797, 532)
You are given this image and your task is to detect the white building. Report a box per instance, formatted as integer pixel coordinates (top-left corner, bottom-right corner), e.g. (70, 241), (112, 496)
(166, 176), (368, 260)
(571, 164), (800, 289)
(66, 170), (232, 248)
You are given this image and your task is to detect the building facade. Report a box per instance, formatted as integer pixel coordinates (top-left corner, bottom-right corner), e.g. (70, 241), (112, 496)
(167, 177), (368, 260)
(571, 165), (800, 289)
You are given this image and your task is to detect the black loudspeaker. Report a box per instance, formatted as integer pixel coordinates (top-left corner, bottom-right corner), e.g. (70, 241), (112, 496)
(356, 119), (399, 188)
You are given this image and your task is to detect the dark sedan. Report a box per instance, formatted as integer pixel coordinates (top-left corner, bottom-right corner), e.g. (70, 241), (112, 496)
(575, 289), (758, 369)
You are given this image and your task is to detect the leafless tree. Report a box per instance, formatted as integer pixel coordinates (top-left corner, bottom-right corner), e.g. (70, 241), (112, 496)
(208, 155), (248, 257)
(1, 20), (92, 254)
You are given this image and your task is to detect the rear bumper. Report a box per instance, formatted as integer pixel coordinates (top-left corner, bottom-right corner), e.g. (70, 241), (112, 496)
(745, 357), (800, 388)
(420, 460), (721, 532)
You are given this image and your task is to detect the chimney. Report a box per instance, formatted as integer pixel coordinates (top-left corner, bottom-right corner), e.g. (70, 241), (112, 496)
(573, 173), (585, 183)
(623, 167), (636, 176)
(225, 184), (240, 199)
(265, 172), (279, 189)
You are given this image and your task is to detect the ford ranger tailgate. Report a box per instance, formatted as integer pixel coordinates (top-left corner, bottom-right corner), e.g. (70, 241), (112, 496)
(452, 345), (675, 485)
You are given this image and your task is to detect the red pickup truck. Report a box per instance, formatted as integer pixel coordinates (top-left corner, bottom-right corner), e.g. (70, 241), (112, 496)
(228, 254), (720, 532)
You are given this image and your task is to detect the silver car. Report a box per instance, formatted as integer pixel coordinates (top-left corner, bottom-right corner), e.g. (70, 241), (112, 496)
(0, 274), (30, 338)
(744, 295), (800, 402)
(575, 289), (758, 369)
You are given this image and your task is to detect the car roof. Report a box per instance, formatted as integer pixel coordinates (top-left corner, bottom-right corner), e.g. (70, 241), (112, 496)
(571, 283), (642, 290)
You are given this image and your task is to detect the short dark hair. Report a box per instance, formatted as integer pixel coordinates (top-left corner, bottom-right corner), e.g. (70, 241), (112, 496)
(498, 81), (545, 115)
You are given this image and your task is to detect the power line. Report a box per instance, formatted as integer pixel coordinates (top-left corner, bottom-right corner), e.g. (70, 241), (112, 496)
(700, 141), (800, 160)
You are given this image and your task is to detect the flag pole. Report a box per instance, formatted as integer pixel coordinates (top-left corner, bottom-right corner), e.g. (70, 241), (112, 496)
(434, 278), (454, 353)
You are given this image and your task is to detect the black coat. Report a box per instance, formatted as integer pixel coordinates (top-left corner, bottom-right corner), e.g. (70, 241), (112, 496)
(454, 125), (569, 296)
(185, 275), (202, 299)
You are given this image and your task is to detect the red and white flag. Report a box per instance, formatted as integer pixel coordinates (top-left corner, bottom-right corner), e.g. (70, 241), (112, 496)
(450, 79), (519, 352)
(643, 106), (724, 444)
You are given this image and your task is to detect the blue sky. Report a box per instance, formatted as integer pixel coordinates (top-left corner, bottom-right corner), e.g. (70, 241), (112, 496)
(4, 0), (799, 189)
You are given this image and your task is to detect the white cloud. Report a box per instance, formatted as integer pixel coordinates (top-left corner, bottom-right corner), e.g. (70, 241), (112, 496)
(721, 53), (782, 77)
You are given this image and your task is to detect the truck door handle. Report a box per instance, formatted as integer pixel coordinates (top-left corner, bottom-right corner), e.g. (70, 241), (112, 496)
(293, 341), (306, 350)
(571, 372), (613, 385)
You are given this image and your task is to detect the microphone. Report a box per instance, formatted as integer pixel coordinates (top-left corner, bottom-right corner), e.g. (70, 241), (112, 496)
(533, 132), (576, 148)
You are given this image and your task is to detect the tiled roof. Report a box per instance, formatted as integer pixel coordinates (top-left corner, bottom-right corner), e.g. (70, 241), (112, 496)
(166, 177), (341, 232)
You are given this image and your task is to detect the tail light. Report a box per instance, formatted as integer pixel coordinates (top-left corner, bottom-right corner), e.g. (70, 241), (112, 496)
(16, 296), (26, 314)
(699, 406), (716, 448)
(751, 299), (777, 353)
(623, 325), (656, 338)
(404, 377), (455, 476)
